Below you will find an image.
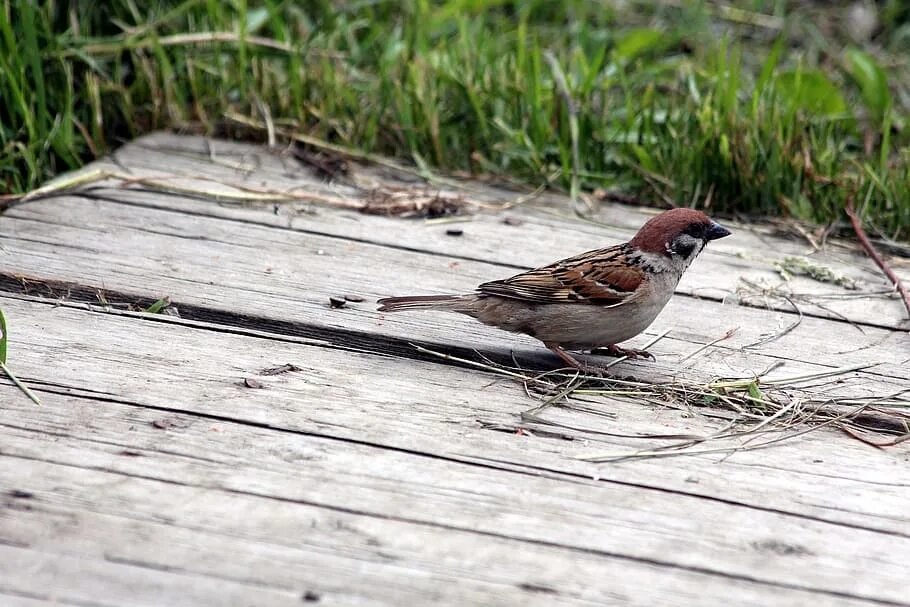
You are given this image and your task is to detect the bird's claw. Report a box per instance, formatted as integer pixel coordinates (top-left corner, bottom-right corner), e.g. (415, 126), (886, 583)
(590, 345), (656, 361)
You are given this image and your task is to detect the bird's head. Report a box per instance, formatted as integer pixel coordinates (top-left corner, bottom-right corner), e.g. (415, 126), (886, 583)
(629, 208), (731, 266)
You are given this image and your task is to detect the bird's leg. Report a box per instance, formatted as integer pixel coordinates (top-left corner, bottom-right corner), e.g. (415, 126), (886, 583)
(545, 343), (586, 370)
(590, 344), (656, 361)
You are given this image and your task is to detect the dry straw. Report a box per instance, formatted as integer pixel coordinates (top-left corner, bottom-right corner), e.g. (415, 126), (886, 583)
(413, 341), (910, 462)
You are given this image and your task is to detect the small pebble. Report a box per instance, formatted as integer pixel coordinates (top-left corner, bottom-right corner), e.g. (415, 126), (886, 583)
(502, 216), (524, 226)
(329, 296), (347, 308)
(445, 228), (464, 236)
(343, 294), (365, 302)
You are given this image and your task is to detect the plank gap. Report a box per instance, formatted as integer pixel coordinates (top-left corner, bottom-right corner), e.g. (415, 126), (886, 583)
(2, 450), (902, 606)
(4, 375), (907, 541)
(63, 188), (903, 334)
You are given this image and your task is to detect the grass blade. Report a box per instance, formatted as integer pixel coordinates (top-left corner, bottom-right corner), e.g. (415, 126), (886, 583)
(0, 308), (40, 405)
(0, 360), (42, 406)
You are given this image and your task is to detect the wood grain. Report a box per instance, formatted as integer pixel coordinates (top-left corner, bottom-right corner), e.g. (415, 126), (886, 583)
(0, 296), (908, 607)
(3, 195), (909, 388)
(81, 132), (910, 329)
(0, 463), (882, 607)
(1, 133), (908, 606)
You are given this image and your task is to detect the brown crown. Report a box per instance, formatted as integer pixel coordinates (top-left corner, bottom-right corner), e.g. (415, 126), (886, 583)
(628, 208), (713, 253)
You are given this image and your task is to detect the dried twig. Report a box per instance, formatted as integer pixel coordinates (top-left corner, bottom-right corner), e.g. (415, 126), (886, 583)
(845, 196), (910, 319)
(598, 329), (672, 370)
(743, 294), (803, 350)
(679, 326), (738, 362)
(411, 341), (908, 461)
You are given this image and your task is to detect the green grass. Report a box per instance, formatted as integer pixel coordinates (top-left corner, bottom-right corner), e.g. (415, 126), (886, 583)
(0, 306), (42, 405)
(1, 1), (909, 239)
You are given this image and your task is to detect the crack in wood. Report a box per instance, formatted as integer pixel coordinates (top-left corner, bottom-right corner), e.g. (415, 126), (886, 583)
(3, 448), (902, 605)
(2, 272), (907, 391)
(75, 189), (507, 265)
(4, 133), (907, 607)
(6, 380), (907, 542)
(101, 553), (297, 593)
(0, 272), (557, 372)
(3, 276), (908, 453)
(67, 188), (904, 334)
(0, 587), (110, 607)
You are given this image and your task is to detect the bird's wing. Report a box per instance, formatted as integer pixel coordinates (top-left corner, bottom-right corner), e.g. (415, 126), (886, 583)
(477, 245), (645, 306)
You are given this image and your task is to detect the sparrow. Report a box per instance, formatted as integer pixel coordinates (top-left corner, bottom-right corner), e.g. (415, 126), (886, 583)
(378, 208), (731, 369)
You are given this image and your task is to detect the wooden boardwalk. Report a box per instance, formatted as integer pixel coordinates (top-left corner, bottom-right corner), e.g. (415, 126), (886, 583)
(1, 133), (908, 606)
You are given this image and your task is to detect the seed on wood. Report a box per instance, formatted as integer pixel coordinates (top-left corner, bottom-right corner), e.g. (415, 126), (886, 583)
(445, 228), (464, 236)
(152, 417), (189, 429)
(344, 294), (365, 302)
(503, 216), (524, 226)
(517, 582), (558, 595)
(244, 378), (264, 389)
(260, 363), (303, 376)
(329, 296), (347, 308)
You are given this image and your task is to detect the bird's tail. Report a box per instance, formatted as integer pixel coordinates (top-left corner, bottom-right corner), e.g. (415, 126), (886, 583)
(377, 294), (475, 313)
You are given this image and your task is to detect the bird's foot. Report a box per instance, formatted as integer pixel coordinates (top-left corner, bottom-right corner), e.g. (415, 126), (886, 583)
(545, 344), (615, 376)
(546, 343), (654, 374)
(545, 343), (587, 370)
(590, 344), (656, 361)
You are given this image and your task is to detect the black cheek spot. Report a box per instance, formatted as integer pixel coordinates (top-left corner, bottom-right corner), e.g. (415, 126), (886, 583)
(672, 239), (697, 258)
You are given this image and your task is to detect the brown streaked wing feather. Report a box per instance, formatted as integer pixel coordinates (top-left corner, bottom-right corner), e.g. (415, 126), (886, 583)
(477, 244), (644, 305)
(585, 261), (645, 293)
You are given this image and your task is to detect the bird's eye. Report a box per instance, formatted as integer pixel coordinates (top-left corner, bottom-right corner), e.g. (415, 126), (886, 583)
(684, 223), (708, 239)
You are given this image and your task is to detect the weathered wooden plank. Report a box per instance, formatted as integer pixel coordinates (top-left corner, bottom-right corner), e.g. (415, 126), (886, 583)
(2, 132), (908, 606)
(0, 595), (63, 607)
(0, 295), (908, 605)
(2, 296), (907, 515)
(4, 456), (882, 607)
(0, 597), (55, 607)
(0, 545), (302, 607)
(72, 131), (910, 330)
(2, 195), (909, 388)
(5, 386), (909, 598)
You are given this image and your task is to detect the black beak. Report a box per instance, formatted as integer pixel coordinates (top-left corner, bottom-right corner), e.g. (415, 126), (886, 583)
(706, 221), (731, 241)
